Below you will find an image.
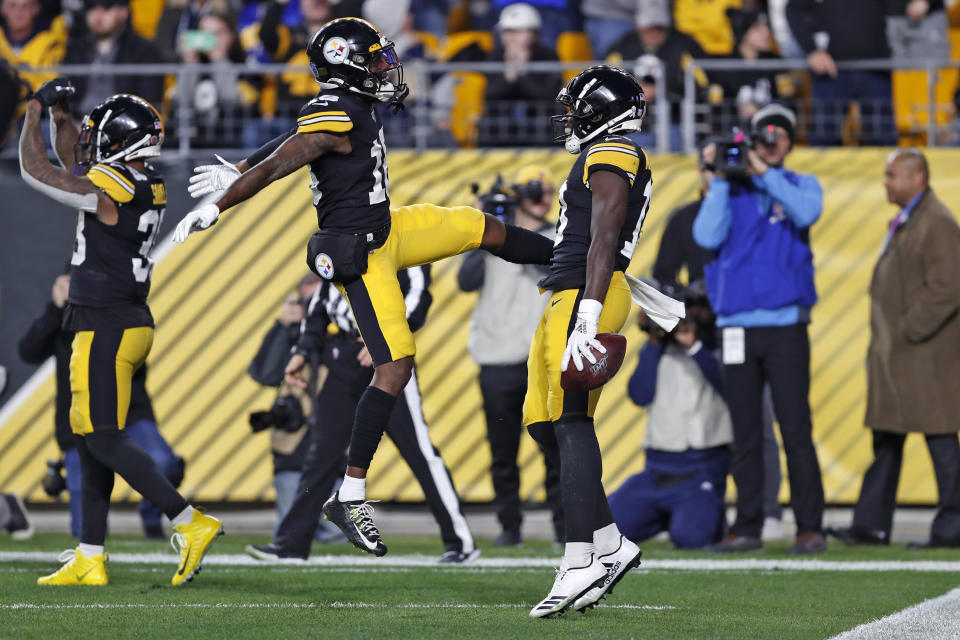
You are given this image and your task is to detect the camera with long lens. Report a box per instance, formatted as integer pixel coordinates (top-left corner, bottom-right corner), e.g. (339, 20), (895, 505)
(248, 394), (305, 434)
(471, 175), (517, 222)
(710, 128), (751, 181)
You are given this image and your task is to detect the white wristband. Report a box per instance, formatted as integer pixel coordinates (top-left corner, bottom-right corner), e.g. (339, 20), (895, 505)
(578, 298), (603, 322)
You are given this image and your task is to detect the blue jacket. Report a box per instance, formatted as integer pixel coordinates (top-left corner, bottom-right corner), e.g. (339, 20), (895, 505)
(693, 169), (822, 323)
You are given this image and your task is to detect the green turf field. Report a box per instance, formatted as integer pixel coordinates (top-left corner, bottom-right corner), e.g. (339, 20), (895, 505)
(2, 533), (959, 639)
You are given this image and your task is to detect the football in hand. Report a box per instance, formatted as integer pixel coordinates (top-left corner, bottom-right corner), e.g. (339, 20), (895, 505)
(560, 333), (627, 391)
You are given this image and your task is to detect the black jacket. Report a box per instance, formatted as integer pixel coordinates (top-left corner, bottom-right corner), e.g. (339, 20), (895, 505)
(64, 25), (164, 117)
(653, 199), (715, 290)
(18, 302), (156, 452)
(607, 28), (708, 104)
(786, 0), (890, 60)
(485, 43), (562, 102)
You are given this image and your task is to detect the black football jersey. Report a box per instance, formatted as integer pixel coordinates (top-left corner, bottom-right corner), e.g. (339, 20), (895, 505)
(539, 135), (652, 291)
(297, 89), (391, 234)
(66, 161), (165, 327)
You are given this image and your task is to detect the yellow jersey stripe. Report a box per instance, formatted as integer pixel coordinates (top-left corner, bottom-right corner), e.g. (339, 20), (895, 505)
(582, 150), (640, 186)
(587, 142), (637, 154)
(297, 119), (354, 134)
(88, 166), (136, 203)
(91, 163), (135, 190)
(296, 110), (349, 122)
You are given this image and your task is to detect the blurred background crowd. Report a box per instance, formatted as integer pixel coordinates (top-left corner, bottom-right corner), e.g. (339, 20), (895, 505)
(3, 0), (960, 153)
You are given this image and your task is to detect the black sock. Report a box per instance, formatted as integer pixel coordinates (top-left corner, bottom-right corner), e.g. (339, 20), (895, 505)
(76, 436), (114, 546)
(528, 421), (565, 542)
(84, 430), (188, 520)
(346, 386), (397, 469)
(555, 419), (604, 543)
(491, 224), (554, 265)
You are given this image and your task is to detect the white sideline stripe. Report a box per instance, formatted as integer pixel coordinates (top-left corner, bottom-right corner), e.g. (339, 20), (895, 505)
(0, 602), (675, 611)
(828, 587), (960, 640)
(4, 552), (960, 572)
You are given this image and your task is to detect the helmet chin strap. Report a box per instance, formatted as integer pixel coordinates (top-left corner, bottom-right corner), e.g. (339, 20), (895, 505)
(564, 108), (638, 154)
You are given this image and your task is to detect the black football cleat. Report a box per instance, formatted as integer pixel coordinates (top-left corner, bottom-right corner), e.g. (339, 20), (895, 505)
(439, 548), (480, 564)
(322, 494), (387, 557)
(245, 543), (308, 562)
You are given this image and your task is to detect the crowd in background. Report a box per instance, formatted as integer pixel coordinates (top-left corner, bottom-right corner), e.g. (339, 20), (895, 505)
(2, 0), (960, 150)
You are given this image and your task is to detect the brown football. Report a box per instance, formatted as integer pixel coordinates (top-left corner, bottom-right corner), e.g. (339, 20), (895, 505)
(560, 333), (628, 391)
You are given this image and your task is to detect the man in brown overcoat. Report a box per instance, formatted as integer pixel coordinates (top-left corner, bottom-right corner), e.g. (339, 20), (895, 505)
(827, 148), (960, 548)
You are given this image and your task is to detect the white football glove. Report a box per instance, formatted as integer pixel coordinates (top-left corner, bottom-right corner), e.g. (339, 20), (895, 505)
(561, 299), (606, 372)
(188, 154), (240, 199)
(173, 203), (220, 244)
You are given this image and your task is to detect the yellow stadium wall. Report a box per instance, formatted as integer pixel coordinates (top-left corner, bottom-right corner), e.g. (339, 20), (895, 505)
(1, 148), (959, 507)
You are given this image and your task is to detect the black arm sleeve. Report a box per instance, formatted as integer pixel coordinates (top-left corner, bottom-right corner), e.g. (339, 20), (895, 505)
(405, 264), (433, 333)
(457, 250), (486, 291)
(785, 0), (818, 54)
(246, 127), (296, 167)
(259, 0), (285, 57)
(18, 303), (64, 363)
(296, 284), (332, 356)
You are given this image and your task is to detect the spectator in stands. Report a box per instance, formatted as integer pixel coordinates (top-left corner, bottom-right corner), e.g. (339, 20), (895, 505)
(18, 270), (185, 540)
(153, 0), (229, 62)
(582, 0), (636, 59)
(0, 59), (31, 147)
(767, 0), (804, 59)
(606, 3), (707, 148)
(709, 11), (791, 130)
(827, 149), (960, 549)
(410, 0), (449, 38)
(786, 0), (893, 145)
(0, 493), (32, 540)
(609, 283), (732, 549)
(493, 0), (577, 48)
(671, 0), (740, 55)
(482, 3), (562, 146)
(457, 169), (563, 547)
(694, 104), (827, 554)
(885, 0), (950, 61)
(0, 0), (66, 92)
(64, 0), (163, 119)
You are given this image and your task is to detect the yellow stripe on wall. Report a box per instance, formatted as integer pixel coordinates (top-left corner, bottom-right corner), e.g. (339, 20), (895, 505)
(3, 149), (959, 507)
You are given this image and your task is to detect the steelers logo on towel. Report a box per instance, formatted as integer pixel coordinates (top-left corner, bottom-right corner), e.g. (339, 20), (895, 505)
(323, 37), (350, 65)
(315, 253), (335, 280)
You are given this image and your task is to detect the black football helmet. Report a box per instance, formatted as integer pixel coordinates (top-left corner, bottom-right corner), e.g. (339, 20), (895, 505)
(307, 18), (408, 109)
(74, 94), (163, 173)
(552, 65), (647, 154)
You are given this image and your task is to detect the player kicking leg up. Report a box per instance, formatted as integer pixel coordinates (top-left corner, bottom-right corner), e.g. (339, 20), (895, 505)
(176, 18), (553, 556)
(20, 81), (222, 586)
(523, 66), (654, 617)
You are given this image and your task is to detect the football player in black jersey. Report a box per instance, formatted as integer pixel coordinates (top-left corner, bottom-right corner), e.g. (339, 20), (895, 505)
(524, 66), (650, 618)
(176, 17), (554, 557)
(19, 81), (223, 587)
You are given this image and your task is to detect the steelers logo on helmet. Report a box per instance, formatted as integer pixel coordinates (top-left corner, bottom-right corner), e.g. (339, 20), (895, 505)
(323, 37), (350, 65)
(315, 253), (335, 280)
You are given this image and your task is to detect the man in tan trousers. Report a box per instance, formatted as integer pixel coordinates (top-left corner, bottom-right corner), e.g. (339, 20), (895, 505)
(827, 148), (960, 548)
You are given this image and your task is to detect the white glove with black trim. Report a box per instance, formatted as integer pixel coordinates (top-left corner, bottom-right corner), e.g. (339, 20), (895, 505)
(561, 299), (607, 372)
(188, 155), (240, 198)
(174, 203), (220, 243)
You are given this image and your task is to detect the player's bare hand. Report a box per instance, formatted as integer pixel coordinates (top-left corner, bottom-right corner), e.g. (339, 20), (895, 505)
(284, 353), (307, 388)
(188, 155), (240, 198)
(356, 339), (373, 368)
(51, 274), (70, 308)
(174, 203), (220, 243)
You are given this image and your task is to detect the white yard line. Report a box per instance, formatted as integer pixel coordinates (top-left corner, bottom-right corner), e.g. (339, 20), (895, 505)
(0, 602), (675, 611)
(829, 587), (960, 640)
(3, 552), (960, 572)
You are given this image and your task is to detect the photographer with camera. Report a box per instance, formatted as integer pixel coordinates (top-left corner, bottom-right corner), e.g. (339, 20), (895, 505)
(694, 103), (827, 554)
(608, 279), (732, 549)
(457, 167), (564, 546)
(247, 264), (479, 563)
(18, 268), (184, 540)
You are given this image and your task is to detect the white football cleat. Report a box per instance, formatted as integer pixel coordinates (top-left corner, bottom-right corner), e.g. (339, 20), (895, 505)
(573, 536), (642, 612)
(529, 554), (607, 619)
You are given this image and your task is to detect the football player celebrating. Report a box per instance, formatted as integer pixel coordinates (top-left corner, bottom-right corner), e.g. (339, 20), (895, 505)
(177, 18), (554, 557)
(19, 80), (223, 587)
(524, 66), (649, 618)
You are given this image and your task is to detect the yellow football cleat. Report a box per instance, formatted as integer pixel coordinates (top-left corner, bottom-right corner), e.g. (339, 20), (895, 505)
(37, 548), (108, 586)
(170, 509), (223, 586)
